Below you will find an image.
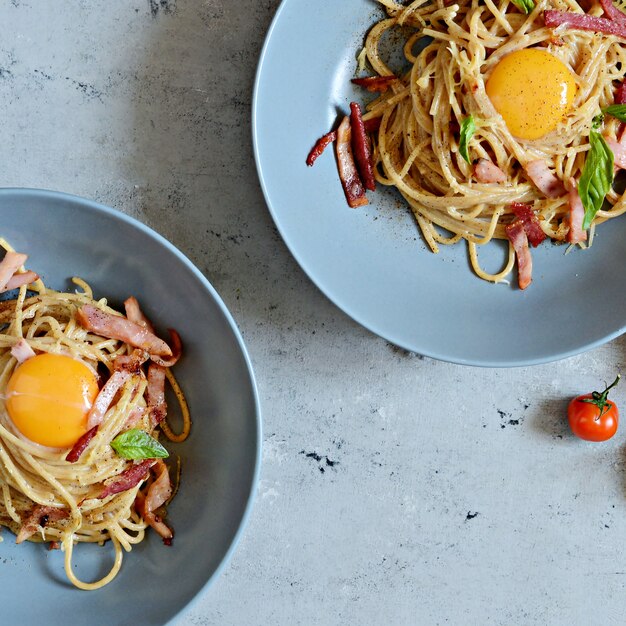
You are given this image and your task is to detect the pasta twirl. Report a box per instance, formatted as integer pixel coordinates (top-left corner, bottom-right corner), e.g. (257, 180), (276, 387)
(325, 0), (626, 285)
(0, 240), (190, 590)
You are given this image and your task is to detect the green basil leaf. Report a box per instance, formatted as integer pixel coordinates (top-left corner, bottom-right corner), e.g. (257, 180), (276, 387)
(111, 429), (169, 460)
(510, 0), (535, 14)
(602, 104), (626, 123)
(579, 129), (614, 231)
(592, 113), (605, 130)
(459, 116), (476, 164)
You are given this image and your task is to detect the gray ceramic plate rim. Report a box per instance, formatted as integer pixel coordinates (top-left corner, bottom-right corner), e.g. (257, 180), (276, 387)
(0, 188), (262, 623)
(252, 0), (626, 368)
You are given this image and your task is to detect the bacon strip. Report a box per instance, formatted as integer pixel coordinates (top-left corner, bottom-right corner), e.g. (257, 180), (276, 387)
(525, 160), (566, 198)
(5, 271), (38, 291)
(150, 329), (182, 367)
(306, 130), (337, 167)
(351, 75), (397, 93)
(505, 221), (533, 290)
(122, 297), (181, 366)
(113, 349), (149, 375)
(605, 137), (626, 169)
(124, 296), (155, 333)
(510, 203), (546, 247)
(136, 460), (173, 542)
(363, 117), (382, 134)
(600, 0), (626, 23)
(16, 505), (69, 543)
(350, 102), (376, 191)
(544, 10), (626, 39)
(98, 459), (156, 499)
(336, 116), (368, 208)
(147, 363), (167, 426)
(567, 178), (588, 244)
(87, 369), (131, 429)
(616, 82), (626, 104)
(0, 252), (28, 292)
(10, 338), (35, 364)
(76, 305), (172, 357)
(307, 117), (381, 168)
(474, 159), (507, 183)
(65, 425), (99, 463)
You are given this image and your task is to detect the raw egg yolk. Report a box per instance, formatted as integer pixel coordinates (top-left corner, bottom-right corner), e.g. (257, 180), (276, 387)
(486, 49), (577, 140)
(5, 353), (99, 448)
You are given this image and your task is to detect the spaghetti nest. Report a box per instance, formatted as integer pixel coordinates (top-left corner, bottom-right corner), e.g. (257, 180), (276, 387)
(0, 254), (190, 590)
(361, 0), (626, 282)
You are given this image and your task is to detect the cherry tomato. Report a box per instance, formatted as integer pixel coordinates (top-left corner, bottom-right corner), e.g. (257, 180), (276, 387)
(568, 375), (620, 442)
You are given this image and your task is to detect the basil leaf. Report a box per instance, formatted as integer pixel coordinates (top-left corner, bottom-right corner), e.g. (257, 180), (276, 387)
(111, 429), (169, 460)
(602, 104), (626, 123)
(592, 113), (605, 130)
(459, 116), (476, 164)
(510, 0), (535, 14)
(579, 129), (614, 230)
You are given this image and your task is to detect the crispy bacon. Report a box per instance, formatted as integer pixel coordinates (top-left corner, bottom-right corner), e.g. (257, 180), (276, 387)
(616, 82), (626, 104)
(124, 296), (155, 333)
(600, 0), (626, 23)
(147, 363), (167, 426)
(351, 75), (397, 93)
(65, 425), (99, 463)
(16, 505), (69, 544)
(0, 252), (28, 292)
(76, 305), (172, 357)
(350, 102), (376, 191)
(544, 10), (626, 39)
(113, 349), (149, 375)
(10, 338), (35, 364)
(510, 202), (546, 247)
(136, 460), (173, 542)
(5, 271), (38, 291)
(363, 117), (381, 134)
(505, 221), (533, 290)
(307, 117), (381, 168)
(605, 137), (626, 169)
(336, 116), (368, 208)
(98, 459), (156, 499)
(306, 130), (336, 167)
(122, 298), (181, 367)
(150, 329), (182, 367)
(87, 369), (131, 429)
(567, 178), (588, 244)
(474, 159), (507, 183)
(525, 160), (566, 198)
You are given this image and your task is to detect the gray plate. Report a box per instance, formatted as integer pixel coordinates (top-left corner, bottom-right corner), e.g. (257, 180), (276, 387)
(1, 189), (261, 625)
(252, 0), (626, 366)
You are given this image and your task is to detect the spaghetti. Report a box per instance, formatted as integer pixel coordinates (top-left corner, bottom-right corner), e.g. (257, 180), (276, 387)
(0, 241), (190, 590)
(312, 0), (626, 287)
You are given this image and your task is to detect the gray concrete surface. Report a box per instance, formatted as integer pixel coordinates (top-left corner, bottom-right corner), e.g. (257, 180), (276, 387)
(1, 1), (626, 624)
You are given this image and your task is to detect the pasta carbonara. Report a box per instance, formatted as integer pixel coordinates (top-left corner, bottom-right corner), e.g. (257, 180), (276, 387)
(0, 241), (190, 590)
(309, 0), (626, 287)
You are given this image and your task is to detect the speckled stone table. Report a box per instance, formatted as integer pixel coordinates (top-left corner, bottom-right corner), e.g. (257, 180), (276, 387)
(2, 1), (626, 624)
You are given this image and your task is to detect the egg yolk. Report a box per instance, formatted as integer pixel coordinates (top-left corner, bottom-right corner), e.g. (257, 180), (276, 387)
(5, 353), (99, 448)
(485, 49), (577, 141)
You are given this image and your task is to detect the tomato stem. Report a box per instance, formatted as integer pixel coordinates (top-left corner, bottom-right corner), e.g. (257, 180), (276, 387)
(579, 374), (620, 421)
